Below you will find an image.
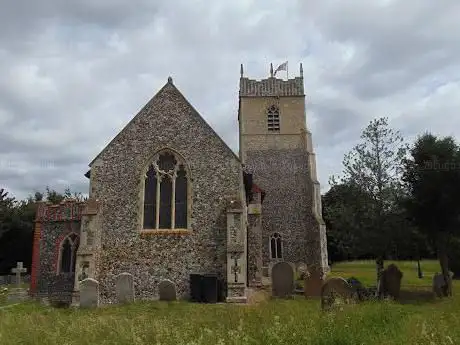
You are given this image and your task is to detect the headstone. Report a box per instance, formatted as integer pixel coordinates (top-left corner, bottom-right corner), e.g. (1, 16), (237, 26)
(116, 272), (135, 304)
(80, 278), (99, 308)
(304, 267), (323, 298)
(271, 262), (294, 298)
(381, 264), (403, 299)
(48, 278), (74, 308)
(321, 277), (357, 310)
(346, 277), (369, 301)
(432, 272), (454, 297)
(6, 288), (28, 303)
(159, 279), (177, 301)
(11, 262), (27, 288)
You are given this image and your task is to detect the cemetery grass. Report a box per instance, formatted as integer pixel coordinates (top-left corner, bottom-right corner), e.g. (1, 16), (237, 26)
(1, 261), (459, 345)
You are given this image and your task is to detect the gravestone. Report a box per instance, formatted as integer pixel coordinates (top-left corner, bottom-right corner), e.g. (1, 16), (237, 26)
(48, 278), (74, 308)
(6, 288), (29, 303)
(11, 262), (27, 288)
(321, 277), (357, 310)
(432, 272), (454, 297)
(271, 262), (294, 298)
(159, 279), (177, 301)
(80, 278), (99, 308)
(346, 277), (370, 301)
(116, 272), (135, 304)
(381, 264), (403, 299)
(304, 267), (323, 298)
(7, 262), (29, 303)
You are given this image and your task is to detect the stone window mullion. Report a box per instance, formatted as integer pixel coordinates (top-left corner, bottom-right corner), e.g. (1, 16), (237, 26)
(171, 171), (177, 229)
(155, 173), (161, 229)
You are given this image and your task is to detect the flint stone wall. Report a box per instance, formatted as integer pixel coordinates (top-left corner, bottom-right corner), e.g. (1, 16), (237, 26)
(36, 221), (81, 297)
(90, 81), (243, 303)
(245, 149), (326, 269)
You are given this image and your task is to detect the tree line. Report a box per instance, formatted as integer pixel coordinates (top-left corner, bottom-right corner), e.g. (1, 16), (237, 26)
(0, 188), (85, 274)
(324, 117), (460, 296)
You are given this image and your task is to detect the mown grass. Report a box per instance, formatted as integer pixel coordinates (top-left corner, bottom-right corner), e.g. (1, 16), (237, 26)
(0, 261), (458, 345)
(329, 259), (441, 286)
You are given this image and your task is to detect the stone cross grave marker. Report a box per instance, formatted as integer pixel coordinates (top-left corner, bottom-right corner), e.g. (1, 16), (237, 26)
(80, 278), (99, 308)
(116, 272), (135, 304)
(159, 279), (177, 301)
(11, 262), (27, 288)
(271, 262), (294, 298)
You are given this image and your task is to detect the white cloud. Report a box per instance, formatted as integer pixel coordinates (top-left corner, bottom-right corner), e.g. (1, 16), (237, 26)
(1, 0), (459, 199)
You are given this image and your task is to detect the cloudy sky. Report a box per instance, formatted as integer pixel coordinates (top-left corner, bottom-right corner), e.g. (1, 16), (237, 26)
(1, 0), (460, 200)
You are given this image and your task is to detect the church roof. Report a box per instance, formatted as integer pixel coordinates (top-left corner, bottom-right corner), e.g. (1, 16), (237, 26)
(88, 77), (240, 167)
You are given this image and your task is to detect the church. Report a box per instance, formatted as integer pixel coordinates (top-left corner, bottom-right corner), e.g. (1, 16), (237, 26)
(29, 63), (328, 303)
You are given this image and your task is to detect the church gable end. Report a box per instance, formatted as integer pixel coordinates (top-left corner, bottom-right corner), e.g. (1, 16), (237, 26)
(90, 78), (239, 168)
(88, 78), (243, 303)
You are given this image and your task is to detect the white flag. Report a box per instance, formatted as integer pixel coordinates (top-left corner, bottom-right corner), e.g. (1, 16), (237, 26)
(274, 61), (288, 75)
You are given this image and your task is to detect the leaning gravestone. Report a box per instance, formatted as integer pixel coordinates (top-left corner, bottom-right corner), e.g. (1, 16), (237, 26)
(159, 279), (177, 301)
(271, 262), (294, 298)
(346, 277), (370, 301)
(321, 277), (357, 310)
(381, 264), (403, 299)
(432, 272), (454, 297)
(304, 267), (323, 298)
(116, 272), (135, 304)
(80, 278), (99, 308)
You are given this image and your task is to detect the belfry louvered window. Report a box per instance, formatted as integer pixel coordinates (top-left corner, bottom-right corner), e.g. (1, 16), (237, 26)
(267, 105), (280, 131)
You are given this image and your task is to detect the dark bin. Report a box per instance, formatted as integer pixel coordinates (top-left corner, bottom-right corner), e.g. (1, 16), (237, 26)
(202, 274), (218, 303)
(190, 274), (203, 302)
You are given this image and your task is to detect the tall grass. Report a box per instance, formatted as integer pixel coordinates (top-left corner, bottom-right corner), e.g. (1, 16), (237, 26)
(0, 261), (458, 345)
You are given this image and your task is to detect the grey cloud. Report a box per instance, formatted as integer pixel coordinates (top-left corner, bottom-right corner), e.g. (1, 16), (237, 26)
(1, 0), (459, 199)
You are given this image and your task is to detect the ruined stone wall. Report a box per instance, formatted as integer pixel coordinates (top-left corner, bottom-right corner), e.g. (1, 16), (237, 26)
(90, 80), (243, 303)
(32, 201), (85, 296)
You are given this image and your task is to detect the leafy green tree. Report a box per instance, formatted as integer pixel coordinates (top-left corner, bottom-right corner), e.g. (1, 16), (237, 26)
(322, 182), (374, 262)
(403, 133), (460, 296)
(331, 117), (408, 295)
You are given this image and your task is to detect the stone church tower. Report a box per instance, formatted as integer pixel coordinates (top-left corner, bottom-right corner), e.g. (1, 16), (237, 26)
(239, 63), (328, 276)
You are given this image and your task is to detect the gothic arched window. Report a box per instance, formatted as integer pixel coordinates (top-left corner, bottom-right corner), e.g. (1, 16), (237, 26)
(59, 233), (79, 274)
(270, 233), (283, 259)
(143, 151), (189, 229)
(267, 105), (280, 132)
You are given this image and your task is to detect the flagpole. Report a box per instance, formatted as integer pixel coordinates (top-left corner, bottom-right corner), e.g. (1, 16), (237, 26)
(286, 62), (289, 80)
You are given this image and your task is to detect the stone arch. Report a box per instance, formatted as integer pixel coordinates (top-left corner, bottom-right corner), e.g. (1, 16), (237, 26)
(139, 148), (192, 230)
(57, 232), (79, 274)
(269, 232), (283, 259)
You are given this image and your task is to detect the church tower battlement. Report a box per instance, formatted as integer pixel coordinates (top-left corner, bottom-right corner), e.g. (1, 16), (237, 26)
(238, 63), (328, 274)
